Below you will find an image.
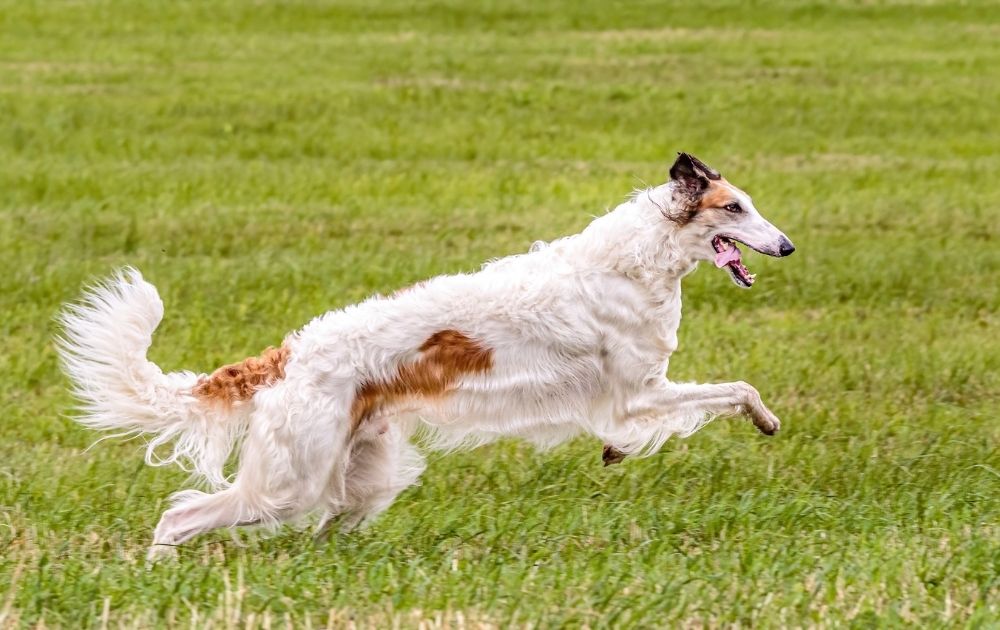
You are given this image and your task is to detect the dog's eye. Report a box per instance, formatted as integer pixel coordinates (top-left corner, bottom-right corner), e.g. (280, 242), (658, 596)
(724, 202), (742, 214)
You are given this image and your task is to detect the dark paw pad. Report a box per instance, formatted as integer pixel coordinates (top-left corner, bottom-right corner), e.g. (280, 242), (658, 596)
(602, 445), (627, 466)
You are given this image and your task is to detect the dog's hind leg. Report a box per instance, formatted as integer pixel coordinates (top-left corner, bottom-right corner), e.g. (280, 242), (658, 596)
(147, 487), (267, 562)
(343, 435), (425, 532)
(149, 385), (355, 561)
(315, 424), (425, 538)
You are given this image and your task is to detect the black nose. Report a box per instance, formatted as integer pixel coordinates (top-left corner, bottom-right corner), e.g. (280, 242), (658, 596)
(778, 236), (795, 257)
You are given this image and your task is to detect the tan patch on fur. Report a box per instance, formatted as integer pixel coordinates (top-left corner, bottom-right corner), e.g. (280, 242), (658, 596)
(698, 179), (738, 210)
(193, 345), (290, 406)
(350, 330), (493, 430)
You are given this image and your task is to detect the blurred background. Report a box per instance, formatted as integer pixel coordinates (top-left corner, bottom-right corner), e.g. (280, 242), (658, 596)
(1, 0), (997, 626)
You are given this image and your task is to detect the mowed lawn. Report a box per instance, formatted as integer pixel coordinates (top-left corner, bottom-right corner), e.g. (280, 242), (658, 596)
(1, 0), (998, 626)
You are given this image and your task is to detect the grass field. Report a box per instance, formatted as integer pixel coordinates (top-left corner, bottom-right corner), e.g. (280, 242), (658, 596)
(2, 0), (999, 626)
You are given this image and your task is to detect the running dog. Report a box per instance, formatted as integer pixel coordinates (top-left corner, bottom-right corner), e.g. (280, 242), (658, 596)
(57, 153), (795, 560)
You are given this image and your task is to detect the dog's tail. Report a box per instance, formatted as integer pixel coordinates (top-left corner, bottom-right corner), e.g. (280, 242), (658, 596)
(56, 268), (245, 489)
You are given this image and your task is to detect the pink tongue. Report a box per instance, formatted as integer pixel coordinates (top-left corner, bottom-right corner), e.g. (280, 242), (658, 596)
(714, 243), (741, 268)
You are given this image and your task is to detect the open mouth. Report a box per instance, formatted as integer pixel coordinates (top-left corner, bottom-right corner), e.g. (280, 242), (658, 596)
(712, 235), (756, 288)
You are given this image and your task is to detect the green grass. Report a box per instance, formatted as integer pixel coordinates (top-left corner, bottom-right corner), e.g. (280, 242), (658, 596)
(2, 0), (999, 626)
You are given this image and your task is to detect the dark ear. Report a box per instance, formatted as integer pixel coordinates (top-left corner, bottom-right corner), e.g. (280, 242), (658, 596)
(669, 152), (721, 193)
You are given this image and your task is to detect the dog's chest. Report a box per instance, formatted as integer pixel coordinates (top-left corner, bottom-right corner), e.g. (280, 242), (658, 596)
(586, 273), (684, 360)
(627, 273), (683, 348)
(646, 291), (683, 356)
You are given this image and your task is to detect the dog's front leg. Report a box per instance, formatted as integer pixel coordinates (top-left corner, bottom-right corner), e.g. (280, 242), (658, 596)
(629, 380), (780, 434)
(603, 381), (780, 465)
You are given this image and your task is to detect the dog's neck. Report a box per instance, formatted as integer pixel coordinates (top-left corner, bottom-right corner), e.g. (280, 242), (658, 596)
(558, 183), (698, 297)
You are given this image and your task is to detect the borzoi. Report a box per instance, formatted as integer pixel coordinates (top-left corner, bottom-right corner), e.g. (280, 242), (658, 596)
(57, 152), (795, 560)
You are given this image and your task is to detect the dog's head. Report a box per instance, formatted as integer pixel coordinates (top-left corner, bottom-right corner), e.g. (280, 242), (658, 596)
(664, 152), (794, 288)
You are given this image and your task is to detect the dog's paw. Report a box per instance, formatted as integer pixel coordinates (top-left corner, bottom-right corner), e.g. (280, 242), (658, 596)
(602, 444), (627, 466)
(736, 382), (781, 436)
(145, 544), (179, 567)
(752, 410), (781, 436)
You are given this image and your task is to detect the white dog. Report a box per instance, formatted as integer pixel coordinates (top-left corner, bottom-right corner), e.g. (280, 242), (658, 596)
(57, 153), (795, 560)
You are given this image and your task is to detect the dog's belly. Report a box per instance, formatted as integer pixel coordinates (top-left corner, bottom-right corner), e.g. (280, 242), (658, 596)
(399, 351), (611, 450)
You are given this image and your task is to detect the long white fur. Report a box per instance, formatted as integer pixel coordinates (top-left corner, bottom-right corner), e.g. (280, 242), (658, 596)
(56, 269), (243, 489)
(57, 168), (792, 560)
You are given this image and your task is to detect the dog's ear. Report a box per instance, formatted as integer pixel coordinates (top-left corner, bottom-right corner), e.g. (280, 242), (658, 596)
(667, 153), (722, 223)
(669, 152), (721, 193)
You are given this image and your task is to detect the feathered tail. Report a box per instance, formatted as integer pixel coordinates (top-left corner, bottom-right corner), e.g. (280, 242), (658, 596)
(56, 268), (246, 489)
